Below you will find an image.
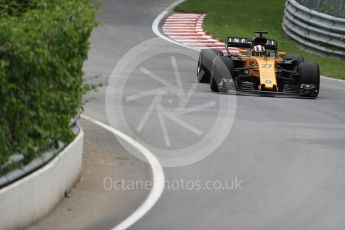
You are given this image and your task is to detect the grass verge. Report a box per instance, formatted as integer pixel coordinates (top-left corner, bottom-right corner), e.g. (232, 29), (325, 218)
(175, 0), (345, 79)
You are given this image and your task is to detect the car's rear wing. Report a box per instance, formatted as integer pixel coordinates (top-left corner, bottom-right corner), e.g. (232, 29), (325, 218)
(265, 39), (278, 50)
(226, 37), (278, 50)
(226, 37), (251, 48)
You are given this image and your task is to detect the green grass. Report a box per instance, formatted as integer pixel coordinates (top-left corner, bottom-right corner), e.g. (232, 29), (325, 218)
(175, 0), (345, 79)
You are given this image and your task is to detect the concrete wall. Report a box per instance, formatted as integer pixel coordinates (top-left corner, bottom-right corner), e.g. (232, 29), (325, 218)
(0, 130), (84, 230)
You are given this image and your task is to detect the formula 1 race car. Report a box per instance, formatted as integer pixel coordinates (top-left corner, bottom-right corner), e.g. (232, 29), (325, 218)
(197, 32), (320, 98)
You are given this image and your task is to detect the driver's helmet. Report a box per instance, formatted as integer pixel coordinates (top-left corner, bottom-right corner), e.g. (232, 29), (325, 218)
(252, 45), (266, 56)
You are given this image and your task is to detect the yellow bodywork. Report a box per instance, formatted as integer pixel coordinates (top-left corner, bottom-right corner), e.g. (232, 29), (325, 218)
(240, 56), (283, 91)
(256, 57), (277, 90)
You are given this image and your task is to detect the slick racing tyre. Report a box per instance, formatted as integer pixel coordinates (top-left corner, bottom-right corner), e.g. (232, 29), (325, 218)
(197, 49), (224, 83)
(298, 61), (320, 98)
(210, 56), (234, 93)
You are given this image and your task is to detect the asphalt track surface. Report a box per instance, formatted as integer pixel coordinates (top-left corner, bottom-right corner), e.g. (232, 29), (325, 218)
(83, 0), (345, 229)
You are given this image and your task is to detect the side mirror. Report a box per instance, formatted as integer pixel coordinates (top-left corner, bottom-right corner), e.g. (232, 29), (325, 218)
(278, 52), (287, 58)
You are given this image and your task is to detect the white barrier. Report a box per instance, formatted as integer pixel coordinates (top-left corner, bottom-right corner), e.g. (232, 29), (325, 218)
(0, 130), (84, 230)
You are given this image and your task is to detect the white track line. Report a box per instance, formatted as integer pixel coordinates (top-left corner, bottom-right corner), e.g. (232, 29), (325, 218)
(81, 115), (165, 230)
(321, 76), (345, 83)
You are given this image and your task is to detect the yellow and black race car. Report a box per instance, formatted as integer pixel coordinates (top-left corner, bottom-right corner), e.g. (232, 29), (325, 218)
(197, 32), (320, 98)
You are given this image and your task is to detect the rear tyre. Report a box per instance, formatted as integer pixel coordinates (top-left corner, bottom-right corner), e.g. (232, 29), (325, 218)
(197, 49), (224, 83)
(210, 56), (234, 93)
(298, 61), (320, 98)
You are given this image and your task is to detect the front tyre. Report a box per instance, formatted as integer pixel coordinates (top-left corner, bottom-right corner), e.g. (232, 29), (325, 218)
(298, 62), (320, 98)
(197, 49), (224, 83)
(210, 56), (235, 93)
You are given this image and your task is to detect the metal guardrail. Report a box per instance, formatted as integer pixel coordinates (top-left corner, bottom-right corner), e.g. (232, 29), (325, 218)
(282, 0), (345, 58)
(297, 0), (345, 18)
